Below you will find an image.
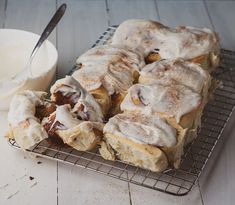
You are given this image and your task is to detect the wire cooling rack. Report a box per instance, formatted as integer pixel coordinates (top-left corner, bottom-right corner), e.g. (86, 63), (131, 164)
(8, 26), (235, 196)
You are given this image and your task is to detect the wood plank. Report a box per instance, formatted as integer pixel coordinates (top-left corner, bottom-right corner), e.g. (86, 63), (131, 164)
(0, 0), (57, 204)
(56, 0), (109, 78)
(199, 2), (235, 204)
(199, 112), (235, 205)
(107, 0), (159, 25)
(130, 182), (203, 205)
(5, 0), (56, 44)
(157, 0), (213, 29)
(205, 1), (235, 50)
(58, 164), (130, 205)
(0, 0), (5, 27)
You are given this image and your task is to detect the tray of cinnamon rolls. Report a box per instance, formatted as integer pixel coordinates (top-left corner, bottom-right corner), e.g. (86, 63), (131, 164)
(6, 19), (235, 195)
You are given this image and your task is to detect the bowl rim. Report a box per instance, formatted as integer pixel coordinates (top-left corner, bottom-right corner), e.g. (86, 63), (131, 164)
(0, 28), (58, 80)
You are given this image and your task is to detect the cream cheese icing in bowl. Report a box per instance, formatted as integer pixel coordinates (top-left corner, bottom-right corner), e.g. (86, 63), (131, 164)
(0, 29), (58, 110)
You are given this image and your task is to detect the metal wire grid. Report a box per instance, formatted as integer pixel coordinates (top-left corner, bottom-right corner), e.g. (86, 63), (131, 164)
(8, 26), (235, 196)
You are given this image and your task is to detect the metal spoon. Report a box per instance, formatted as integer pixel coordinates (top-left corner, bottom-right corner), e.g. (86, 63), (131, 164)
(13, 3), (67, 81)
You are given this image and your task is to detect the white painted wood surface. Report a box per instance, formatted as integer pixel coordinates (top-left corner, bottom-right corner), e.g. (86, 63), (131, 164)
(0, 1), (235, 204)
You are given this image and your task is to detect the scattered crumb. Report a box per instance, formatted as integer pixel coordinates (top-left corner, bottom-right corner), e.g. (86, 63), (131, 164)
(37, 161), (42, 164)
(24, 156), (27, 159)
(6, 190), (19, 200)
(29, 176), (34, 181)
(30, 181), (37, 188)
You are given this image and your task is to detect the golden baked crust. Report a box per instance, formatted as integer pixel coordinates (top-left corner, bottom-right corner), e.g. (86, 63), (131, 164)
(100, 133), (168, 172)
(100, 112), (187, 170)
(89, 86), (111, 117)
(57, 123), (103, 151)
(42, 104), (104, 151)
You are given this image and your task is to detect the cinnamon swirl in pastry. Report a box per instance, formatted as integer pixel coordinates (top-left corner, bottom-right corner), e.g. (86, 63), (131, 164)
(7, 91), (51, 149)
(121, 81), (204, 144)
(72, 45), (145, 116)
(100, 112), (186, 171)
(111, 19), (220, 72)
(42, 104), (104, 151)
(50, 76), (104, 122)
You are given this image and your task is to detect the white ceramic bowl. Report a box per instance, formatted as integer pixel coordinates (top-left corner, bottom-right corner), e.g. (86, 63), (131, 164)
(0, 29), (58, 110)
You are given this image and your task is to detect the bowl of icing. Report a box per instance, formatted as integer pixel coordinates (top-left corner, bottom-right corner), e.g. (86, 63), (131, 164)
(0, 29), (58, 110)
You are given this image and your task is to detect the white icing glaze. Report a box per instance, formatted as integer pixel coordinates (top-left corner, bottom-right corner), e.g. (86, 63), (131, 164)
(140, 59), (210, 93)
(44, 104), (104, 133)
(7, 90), (48, 149)
(8, 90), (47, 126)
(51, 76), (104, 122)
(52, 105), (81, 129)
(72, 45), (145, 95)
(104, 112), (177, 147)
(121, 83), (202, 123)
(111, 19), (219, 60)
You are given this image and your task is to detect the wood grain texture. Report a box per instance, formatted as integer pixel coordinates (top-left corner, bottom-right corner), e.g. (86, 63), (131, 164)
(107, 0), (159, 25)
(205, 1), (235, 50)
(56, 0), (108, 78)
(0, 1), (57, 204)
(157, 0), (213, 29)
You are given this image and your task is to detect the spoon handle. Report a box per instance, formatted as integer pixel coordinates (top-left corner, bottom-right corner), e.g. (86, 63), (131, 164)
(29, 3), (67, 61)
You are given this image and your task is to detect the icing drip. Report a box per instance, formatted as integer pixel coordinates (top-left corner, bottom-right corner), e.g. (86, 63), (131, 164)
(52, 105), (81, 129)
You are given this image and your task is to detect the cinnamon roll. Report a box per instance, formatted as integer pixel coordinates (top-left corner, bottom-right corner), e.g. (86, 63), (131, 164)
(7, 91), (50, 149)
(121, 81), (204, 145)
(139, 59), (212, 143)
(42, 104), (104, 151)
(111, 19), (220, 72)
(100, 112), (186, 171)
(72, 45), (145, 116)
(50, 76), (104, 122)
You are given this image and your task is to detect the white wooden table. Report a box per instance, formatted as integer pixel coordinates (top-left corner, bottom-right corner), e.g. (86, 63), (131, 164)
(0, 0), (235, 204)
